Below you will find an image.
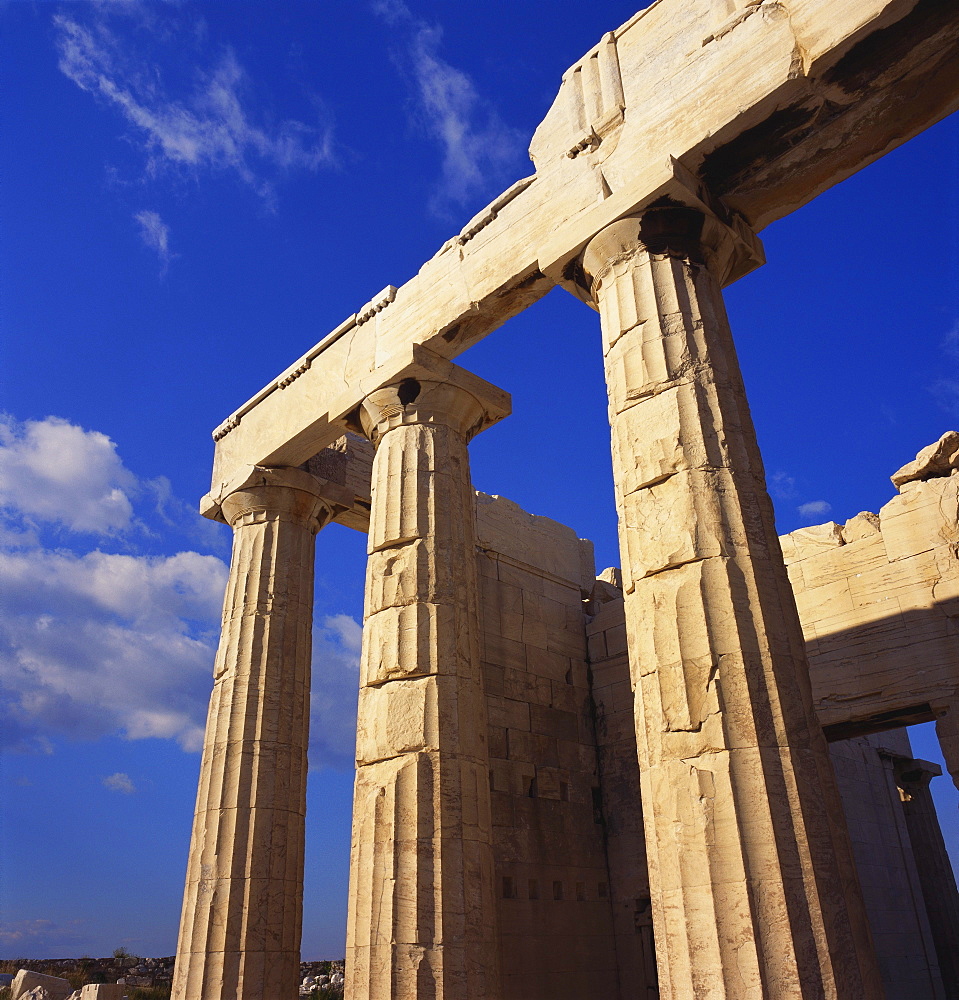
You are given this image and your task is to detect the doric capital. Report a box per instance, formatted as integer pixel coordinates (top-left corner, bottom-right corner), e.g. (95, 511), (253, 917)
(219, 466), (337, 532)
(581, 204), (760, 295)
(359, 379), (488, 445)
(893, 757), (942, 791)
(355, 349), (510, 447)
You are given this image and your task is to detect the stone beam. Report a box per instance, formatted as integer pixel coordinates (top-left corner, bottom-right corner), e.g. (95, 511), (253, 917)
(208, 0), (959, 498)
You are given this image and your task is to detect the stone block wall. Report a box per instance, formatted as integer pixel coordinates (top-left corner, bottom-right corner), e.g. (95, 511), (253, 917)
(779, 465), (959, 735)
(469, 446), (959, 1000)
(475, 494), (621, 1000)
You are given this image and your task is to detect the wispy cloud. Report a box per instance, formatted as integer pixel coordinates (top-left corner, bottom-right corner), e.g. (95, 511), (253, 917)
(0, 918), (84, 950)
(309, 613), (361, 771)
(371, 0), (525, 215)
(103, 771), (136, 794)
(797, 500), (832, 521)
(929, 320), (959, 417)
(134, 210), (173, 270)
(53, 9), (334, 203)
(768, 471), (797, 501)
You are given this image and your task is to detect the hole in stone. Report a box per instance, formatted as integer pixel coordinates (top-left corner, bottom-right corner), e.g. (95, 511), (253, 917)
(397, 378), (421, 405)
(528, 878), (539, 900)
(528, 776), (538, 798)
(560, 782), (569, 802)
(553, 880), (564, 901)
(502, 876), (517, 899)
(598, 882), (609, 899)
(576, 881), (586, 901)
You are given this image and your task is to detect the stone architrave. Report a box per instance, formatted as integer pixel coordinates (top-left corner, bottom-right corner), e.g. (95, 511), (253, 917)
(172, 468), (338, 1000)
(581, 207), (883, 1000)
(345, 360), (510, 1000)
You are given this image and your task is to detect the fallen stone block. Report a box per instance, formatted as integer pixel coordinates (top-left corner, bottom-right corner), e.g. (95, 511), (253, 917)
(11, 971), (73, 1000)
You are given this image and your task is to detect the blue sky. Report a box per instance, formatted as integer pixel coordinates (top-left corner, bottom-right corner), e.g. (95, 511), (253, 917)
(1, 0), (957, 963)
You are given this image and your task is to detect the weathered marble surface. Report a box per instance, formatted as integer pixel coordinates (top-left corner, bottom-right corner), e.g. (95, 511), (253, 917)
(205, 0), (959, 494)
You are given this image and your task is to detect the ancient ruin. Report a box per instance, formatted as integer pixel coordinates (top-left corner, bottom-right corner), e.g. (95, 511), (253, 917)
(171, 1), (959, 998)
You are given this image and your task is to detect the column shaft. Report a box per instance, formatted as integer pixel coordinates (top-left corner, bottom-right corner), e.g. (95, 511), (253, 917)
(346, 378), (503, 1000)
(896, 759), (959, 998)
(583, 209), (882, 1000)
(173, 470), (333, 1000)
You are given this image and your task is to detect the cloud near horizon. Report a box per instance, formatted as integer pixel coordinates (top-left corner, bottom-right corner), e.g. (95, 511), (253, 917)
(0, 415), (361, 768)
(53, 8), (334, 203)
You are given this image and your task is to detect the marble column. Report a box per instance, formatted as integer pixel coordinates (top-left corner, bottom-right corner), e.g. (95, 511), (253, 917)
(173, 468), (335, 1000)
(345, 370), (509, 1000)
(895, 757), (959, 998)
(581, 207), (882, 1000)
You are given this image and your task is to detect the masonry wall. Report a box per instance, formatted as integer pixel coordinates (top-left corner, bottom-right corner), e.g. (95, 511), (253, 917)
(474, 494), (624, 1000)
(585, 579), (657, 999)
(779, 470), (959, 734)
(468, 463), (958, 1000)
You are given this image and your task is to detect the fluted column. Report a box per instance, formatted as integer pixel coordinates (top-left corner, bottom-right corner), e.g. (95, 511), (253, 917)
(895, 757), (959, 998)
(582, 207), (882, 1000)
(173, 468), (335, 1000)
(345, 370), (509, 1000)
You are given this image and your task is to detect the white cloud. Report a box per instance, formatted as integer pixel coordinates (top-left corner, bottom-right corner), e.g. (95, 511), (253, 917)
(0, 415), (136, 535)
(797, 500), (832, 521)
(103, 771), (136, 794)
(372, 2), (525, 214)
(309, 614), (362, 771)
(0, 545), (227, 752)
(53, 11), (333, 202)
(0, 414), (362, 768)
(134, 209), (172, 269)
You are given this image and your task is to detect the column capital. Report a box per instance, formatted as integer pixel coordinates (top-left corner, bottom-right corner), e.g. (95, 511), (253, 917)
(580, 202), (763, 295)
(355, 346), (510, 447)
(893, 757), (943, 790)
(220, 466), (338, 532)
(202, 465), (355, 526)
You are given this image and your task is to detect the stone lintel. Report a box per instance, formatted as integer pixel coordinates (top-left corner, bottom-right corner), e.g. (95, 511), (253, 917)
(538, 156), (766, 306)
(207, 0), (958, 493)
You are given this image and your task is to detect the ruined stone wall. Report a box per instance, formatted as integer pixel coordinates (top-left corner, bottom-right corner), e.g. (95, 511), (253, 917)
(585, 575), (657, 1000)
(474, 494), (624, 1000)
(779, 440), (959, 735)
